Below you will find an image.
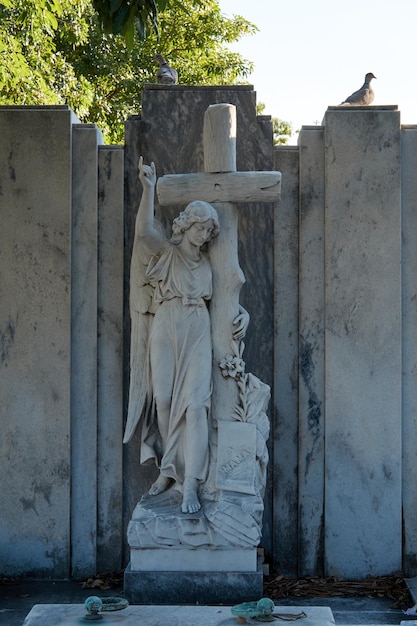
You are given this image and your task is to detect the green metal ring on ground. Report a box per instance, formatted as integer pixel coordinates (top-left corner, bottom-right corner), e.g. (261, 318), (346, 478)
(100, 597), (129, 611)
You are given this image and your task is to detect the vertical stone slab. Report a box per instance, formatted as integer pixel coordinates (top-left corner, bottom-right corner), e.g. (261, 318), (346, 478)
(70, 124), (103, 577)
(324, 106), (402, 577)
(272, 146), (299, 575)
(97, 146), (124, 572)
(0, 106), (75, 576)
(298, 127), (325, 576)
(401, 125), (417, 575)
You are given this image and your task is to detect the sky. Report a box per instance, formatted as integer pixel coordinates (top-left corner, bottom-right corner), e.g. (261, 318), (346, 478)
(219, 0), (417, 143)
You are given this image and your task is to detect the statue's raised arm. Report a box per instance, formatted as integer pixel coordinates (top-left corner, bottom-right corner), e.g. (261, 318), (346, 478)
(135, 156), (168, 255)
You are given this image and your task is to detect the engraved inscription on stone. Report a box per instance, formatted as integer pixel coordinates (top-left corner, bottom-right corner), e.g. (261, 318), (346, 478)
(216, 420), (256, 494)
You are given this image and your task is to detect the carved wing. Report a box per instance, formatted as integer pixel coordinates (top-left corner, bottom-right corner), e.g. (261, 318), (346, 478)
(123, 219), (164, 444)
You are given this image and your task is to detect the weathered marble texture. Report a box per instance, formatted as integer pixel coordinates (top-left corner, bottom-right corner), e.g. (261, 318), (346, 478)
(0, 108), (125, 578)
(275, 129), (327, 577)
(71, 123), (102, 577)
(130, 541), (258, 572)
(0, 106), (76, 576)
(22, 603), (336, 625)
(323, 106), (402, 577)
(71, 137), (125, 577)
(96, 145), (124, 573)
(272, 145), (299, 575)
(297, 126), (325, 576)
(401, 126), (417, 574)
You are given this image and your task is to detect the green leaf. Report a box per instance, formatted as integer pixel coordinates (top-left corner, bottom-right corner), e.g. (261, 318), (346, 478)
(44, 9), (58, 30)
(165, 0), (191, 14)
(112, 3), (131, 33)
(48, 0), (63, 16)
(156, 0), (168, 10)
(123, 18), (135, 48)
(135, 13), (146, 40)
(110, 0), (124, 11)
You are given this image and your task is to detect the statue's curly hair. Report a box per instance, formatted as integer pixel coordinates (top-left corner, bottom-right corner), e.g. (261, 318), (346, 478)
(171, 201), (220, 243)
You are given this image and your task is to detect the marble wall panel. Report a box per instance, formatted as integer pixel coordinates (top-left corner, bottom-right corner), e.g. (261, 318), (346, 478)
(97, 146), (124, 572)
(401, 126), (417, 575)
(70, 124), (102, 577)
(323, 107), (402, 577)
(272, 146), (299, 575)
(0, 106), (75, 576)
(298, 127), (325, 576)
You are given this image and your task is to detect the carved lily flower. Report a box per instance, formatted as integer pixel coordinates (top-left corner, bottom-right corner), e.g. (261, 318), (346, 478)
(219, 355), (245, 379)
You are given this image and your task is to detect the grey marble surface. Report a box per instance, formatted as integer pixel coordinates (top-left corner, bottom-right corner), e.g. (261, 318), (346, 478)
(0, 108), (125, 580)
(96, 146), (125, 573)
(323, 107), (402, 577)
(297, 125), (325, 576)
(71, 123), (102, 577)
(272, 145), (299, 574)
(401, 127), (417, 574)
(22, 604), (336, 626)
(0, 106), (75, 577)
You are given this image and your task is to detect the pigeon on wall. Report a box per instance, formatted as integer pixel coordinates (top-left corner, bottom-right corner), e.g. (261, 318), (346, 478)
(154, 54), (178, 85)
(340, 72), (376, 105)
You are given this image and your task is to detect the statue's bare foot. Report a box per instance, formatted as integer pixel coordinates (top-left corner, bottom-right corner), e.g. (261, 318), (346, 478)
(149, 474), (172, 495)
(181, 477), (201, 514)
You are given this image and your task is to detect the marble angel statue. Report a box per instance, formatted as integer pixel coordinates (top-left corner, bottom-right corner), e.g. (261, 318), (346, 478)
(124, 157), (248, 514)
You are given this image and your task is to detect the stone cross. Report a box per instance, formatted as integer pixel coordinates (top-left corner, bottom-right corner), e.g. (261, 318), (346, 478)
(157, 103), (281, 425)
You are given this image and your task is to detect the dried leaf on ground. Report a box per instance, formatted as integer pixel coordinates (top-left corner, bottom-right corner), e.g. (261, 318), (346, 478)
(263, 575), (411, 608)
(81, 571), (124, 591)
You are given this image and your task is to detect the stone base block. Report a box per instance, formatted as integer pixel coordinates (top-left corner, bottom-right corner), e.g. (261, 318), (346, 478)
(124, 558), (264, 605)
(130, 546), (257, 572)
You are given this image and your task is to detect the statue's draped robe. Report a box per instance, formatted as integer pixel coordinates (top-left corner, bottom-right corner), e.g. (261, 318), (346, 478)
(136, 244), (212, 485)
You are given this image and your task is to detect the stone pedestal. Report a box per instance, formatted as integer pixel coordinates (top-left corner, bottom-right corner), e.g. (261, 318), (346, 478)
(124, 559), (264, 605)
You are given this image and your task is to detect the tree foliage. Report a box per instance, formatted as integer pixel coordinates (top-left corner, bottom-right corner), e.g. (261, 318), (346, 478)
(257, 102), (293, 145)
(92, 0), (168, 46)
(0, 0), (257, 142)
(272, 117), (293, 145)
